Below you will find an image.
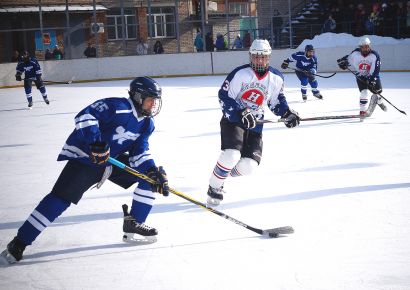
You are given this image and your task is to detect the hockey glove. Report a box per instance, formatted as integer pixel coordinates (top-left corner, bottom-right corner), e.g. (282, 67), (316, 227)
(239, 108), (256, 129)
(89, 141), (110, 164)
(282, 108), (300, 128)
(337, 56), (348, 70)
(309, 68), (317, 75)
(147, 166), (169, 196)
(281, 60), (289, 70)
(15, 73), (22, 81)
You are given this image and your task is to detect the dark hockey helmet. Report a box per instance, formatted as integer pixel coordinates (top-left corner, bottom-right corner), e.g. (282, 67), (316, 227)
(129, 76), (162, 117)
(305, 45), (314, 57)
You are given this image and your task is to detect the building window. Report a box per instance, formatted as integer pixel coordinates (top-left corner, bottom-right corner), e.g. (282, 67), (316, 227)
(147, 7), (175, 38)
(228, 3), (248, 15)
(107, 8), (137, 40)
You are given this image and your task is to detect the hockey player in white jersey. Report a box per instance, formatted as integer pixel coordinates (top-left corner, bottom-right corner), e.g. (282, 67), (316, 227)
(1, 77), (169, 265)
(206, 39), (300, 206)
(337, 37), (387, 121)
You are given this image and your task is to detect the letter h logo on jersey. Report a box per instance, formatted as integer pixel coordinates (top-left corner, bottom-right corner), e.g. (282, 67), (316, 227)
(241, 89), (264, 110)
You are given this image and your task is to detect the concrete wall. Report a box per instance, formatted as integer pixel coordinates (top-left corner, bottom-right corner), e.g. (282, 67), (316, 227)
(1, 44), (409, 87)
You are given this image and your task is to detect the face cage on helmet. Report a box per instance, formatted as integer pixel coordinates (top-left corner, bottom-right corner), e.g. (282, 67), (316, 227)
(249, 53), (270, 73)
(359, 45), (370, 56)
(131, 91), (162, 117)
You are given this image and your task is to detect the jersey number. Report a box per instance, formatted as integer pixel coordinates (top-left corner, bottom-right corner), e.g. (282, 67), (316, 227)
(222, 80), (230, 91)
(91, 101), (109, 112)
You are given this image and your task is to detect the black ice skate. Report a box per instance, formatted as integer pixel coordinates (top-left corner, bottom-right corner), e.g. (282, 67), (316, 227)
(28, 101), (33, 109)
(43, 97), (50, 105)
(207, 185), (224, 206)
(0, 237), (26, 266)
(302, 94), (307, 102)
(122, 204), (157, 244)
(313, 92), (323, 99)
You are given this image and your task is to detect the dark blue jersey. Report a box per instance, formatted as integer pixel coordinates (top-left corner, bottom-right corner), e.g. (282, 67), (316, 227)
(16, 58), (42, 80)
(58, 97), (156, 173)
(287, 51), (318, 72)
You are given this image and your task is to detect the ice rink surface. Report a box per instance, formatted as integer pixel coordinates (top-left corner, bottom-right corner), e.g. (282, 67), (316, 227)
(0, 72), (409, 290)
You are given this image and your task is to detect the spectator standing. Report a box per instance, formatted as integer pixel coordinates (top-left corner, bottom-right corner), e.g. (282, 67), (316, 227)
(272, 9), (283, 47)
(83, 43), (97, 58)
(354, 4), (367, 36)
(153, 40), (164, 54)
(45, 49), (53, 60)
(232, 34), (243, 50)
(194, 32), (204, 52)
(205, 32), (214, 52)
(53, 45), (64, 60)
(322, 14), (337, 33)
(136, 38), (148, 55)
(11, 50), (22, 62)
(243, 31), (251, 48)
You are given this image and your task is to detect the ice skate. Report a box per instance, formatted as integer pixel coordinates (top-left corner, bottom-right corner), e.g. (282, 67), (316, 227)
(0, 237), (26, 266)
(359, 110), (369, 122)
(313, 92), (323, 99)
(28, 101), (33, 109)
(207, 185), (224, 206)
(43, 97), (50, 105)
(301, 94), (307, 102)
(377, 97), (387, 112)
(122, 204), (157, 244)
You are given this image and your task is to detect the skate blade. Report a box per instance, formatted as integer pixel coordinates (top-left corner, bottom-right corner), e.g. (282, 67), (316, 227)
(123, 233), (157, 244)
(0, 249), (16, 266)
(206, 196), (221, 206)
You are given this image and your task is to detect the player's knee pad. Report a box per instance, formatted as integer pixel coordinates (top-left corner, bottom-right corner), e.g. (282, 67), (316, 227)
(230, 157), (258, 177)
(218, 149), (241, 168)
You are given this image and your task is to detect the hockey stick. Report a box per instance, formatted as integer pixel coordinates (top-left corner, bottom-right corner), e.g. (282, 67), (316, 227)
(288, 66), (336, 78)
(346, 67), (406, 115)
(107, 157), (294, 238)
(258, 114), (361, 124)
(43, 76), (75, 85)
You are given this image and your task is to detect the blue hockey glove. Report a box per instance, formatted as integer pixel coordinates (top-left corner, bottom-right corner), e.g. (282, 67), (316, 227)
(281, 60), (289, 69)
(15, 73), (22, 81)
(239, 108), (256, 129)
(89, 141), (110, 164)
(147, 166), (169, 196)
(309, 68), (317, 75)
(282, 109), (300, 128)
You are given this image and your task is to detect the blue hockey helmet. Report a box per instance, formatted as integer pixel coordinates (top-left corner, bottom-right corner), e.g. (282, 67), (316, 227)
(129, 76), (162, 117)
(305, 44), (314, 52)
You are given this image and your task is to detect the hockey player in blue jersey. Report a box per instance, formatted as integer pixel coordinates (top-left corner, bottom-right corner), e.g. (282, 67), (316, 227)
(206, 39), (300, 206)
(281, 44), (323, 101)
(337, 37), (387, 121)
(0, 77), (170, 265)
(15, 51), (49, 108)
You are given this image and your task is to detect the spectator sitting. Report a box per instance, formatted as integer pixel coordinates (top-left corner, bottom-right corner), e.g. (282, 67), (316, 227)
(83, 43), (97, 58)
(153, 40), (164, 54)
(232, 34), (243, 49)
(53, 45), (64, 60)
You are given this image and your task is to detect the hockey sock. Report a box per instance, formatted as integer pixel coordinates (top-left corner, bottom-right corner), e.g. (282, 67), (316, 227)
(230, 158), (258, 177)
(130, 181), (155, 223)
(300, 85), (308, 95)
(360, 90), (368, 111)
(209, 149), (241, 189)
(39, 86), (47, 95)
(16, 193), (70, 246)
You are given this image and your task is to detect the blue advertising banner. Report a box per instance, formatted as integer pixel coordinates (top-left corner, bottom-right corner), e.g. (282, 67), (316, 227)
(35, 30), (57, 50)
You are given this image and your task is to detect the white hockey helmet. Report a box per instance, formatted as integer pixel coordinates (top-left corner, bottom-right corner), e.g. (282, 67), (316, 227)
(249, 39), (272, 73)
(358, 37), (371, 47)
(358, 37), (371, 56)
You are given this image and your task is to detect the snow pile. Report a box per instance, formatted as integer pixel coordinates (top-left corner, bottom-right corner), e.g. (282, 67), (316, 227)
(298, 32), (410, 49)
